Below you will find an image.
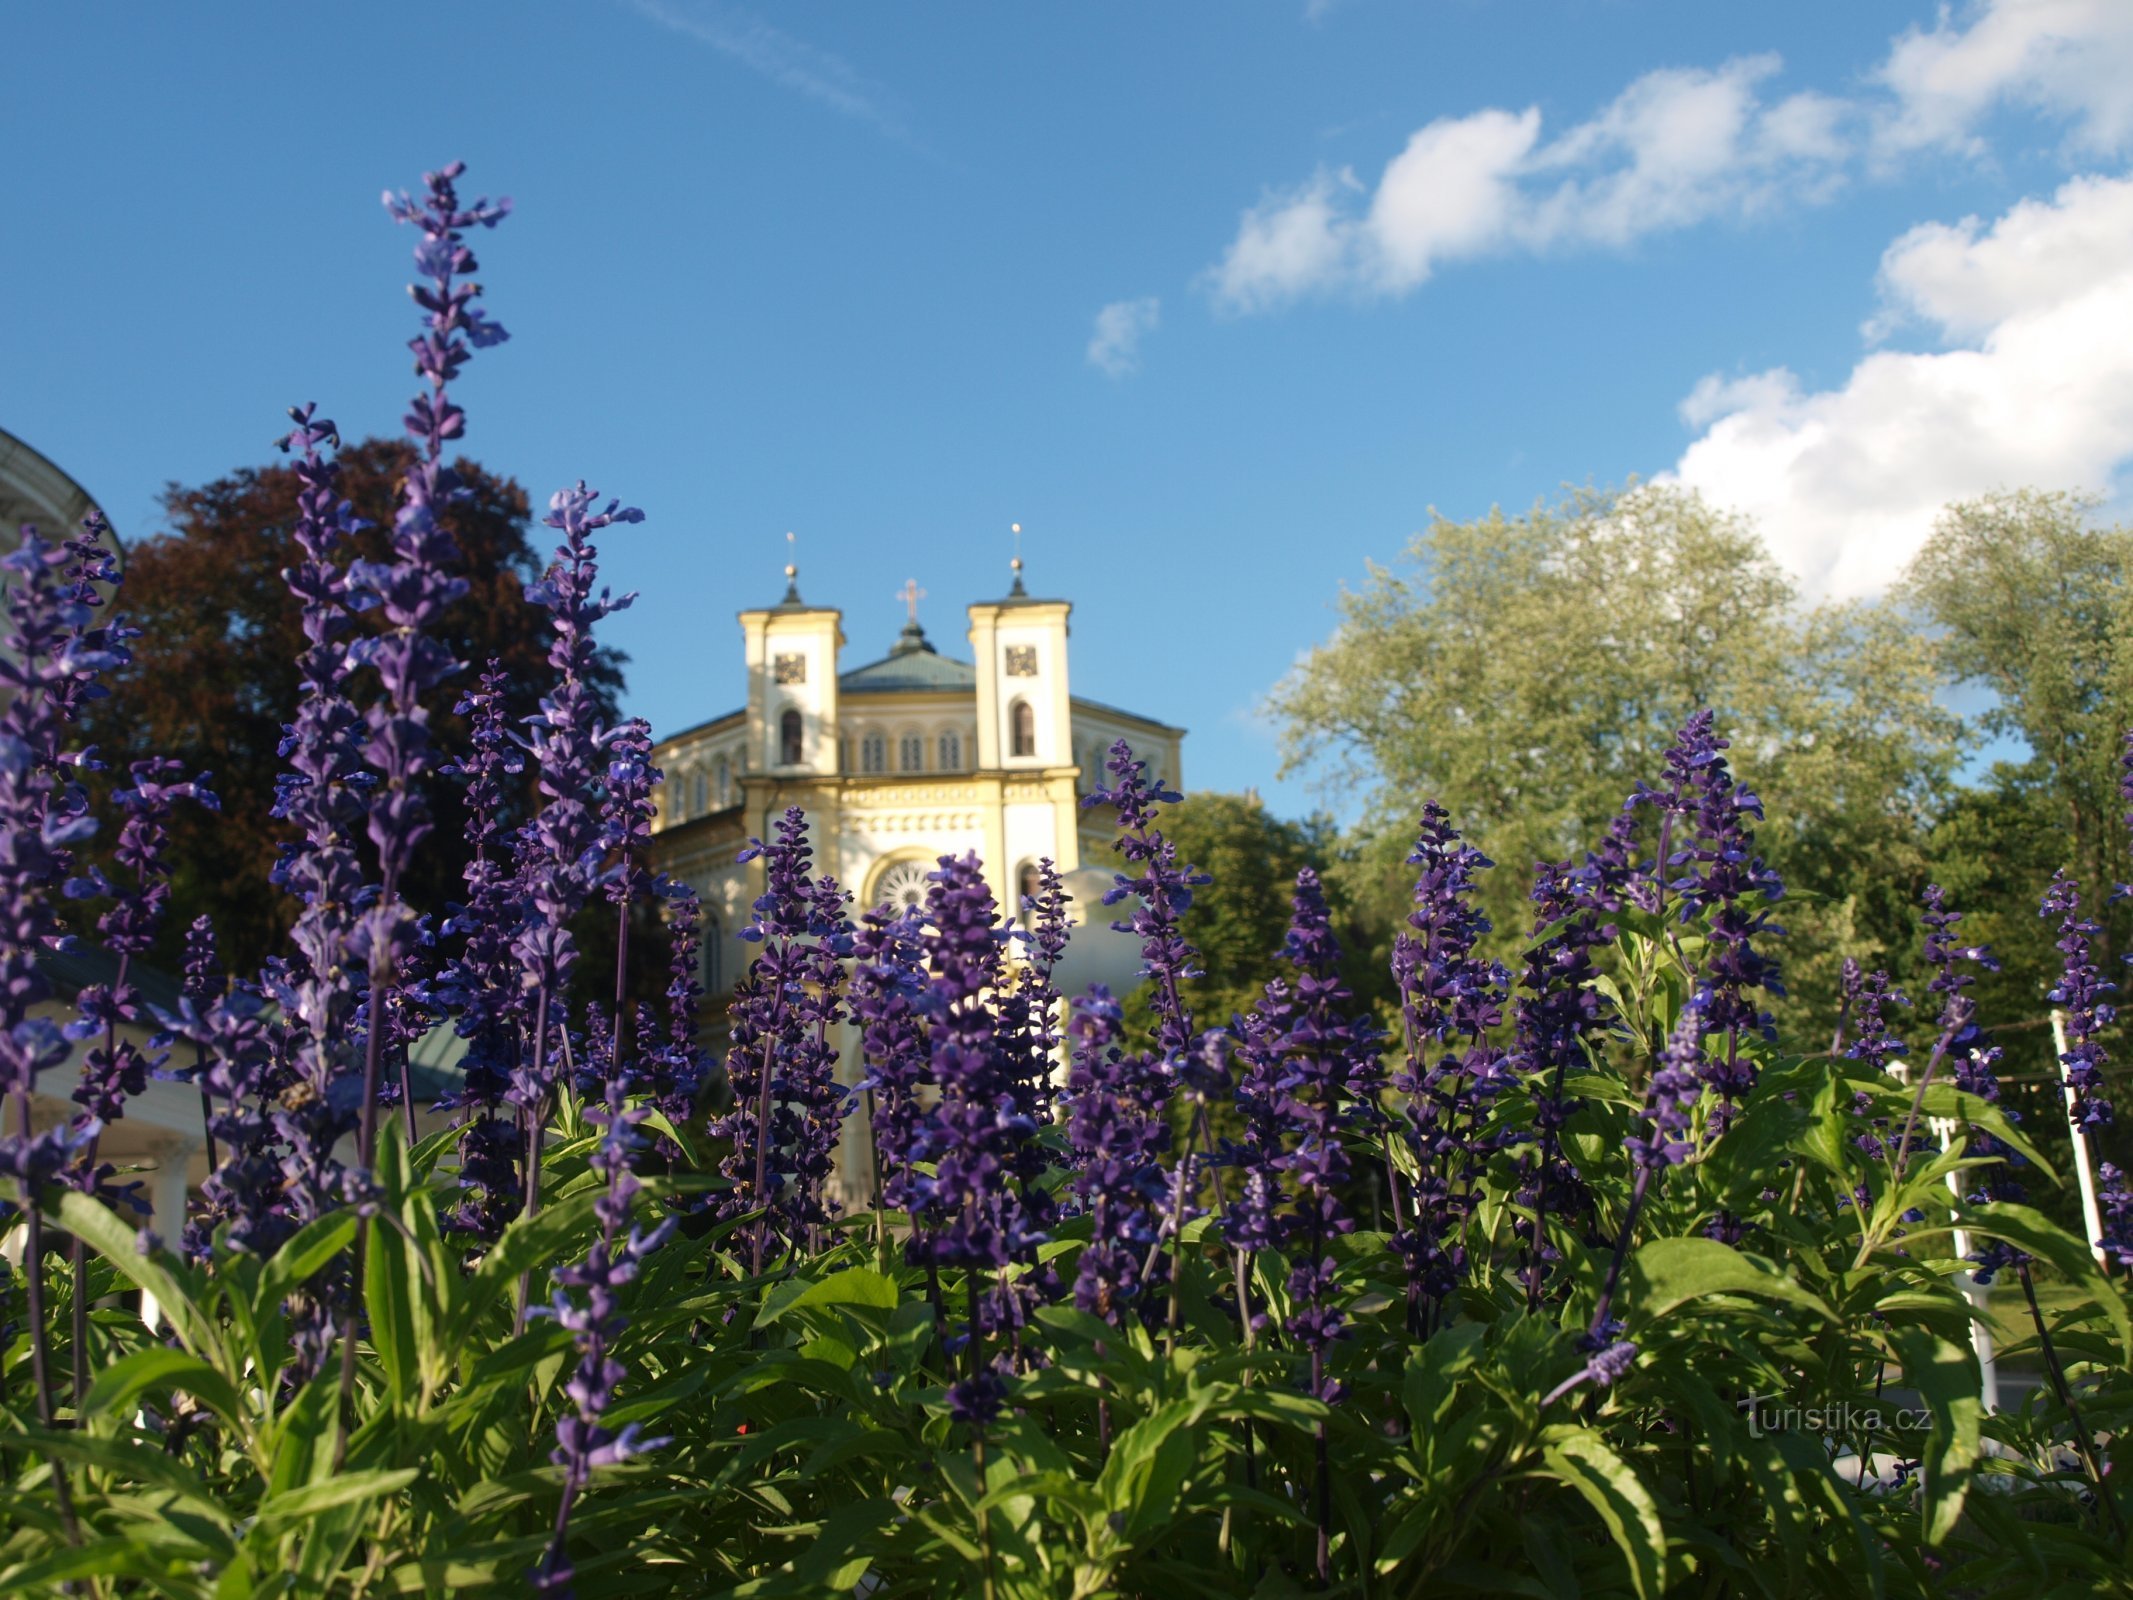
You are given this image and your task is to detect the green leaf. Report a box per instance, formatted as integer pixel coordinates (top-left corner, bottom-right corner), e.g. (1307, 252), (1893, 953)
(256, 1467), (420, 1527)
(1402, 1322), (1484, 1436)
(1912, 1084), (2057, 1183)
(455, 1188), (602, 1348)
(1953, 1201), (2133, 1361)
(1795, 1075), (1852, 1177)
(52, 1191), (215, 1360)
(364, 1214), (418, 1407)
(1623, 1236), (1834, 1329)
(1541, 1427), (1667, 1600)
(256, 1210), (359, 1318)
(1888, 1329), (1983, 1545)
(753, 1266), (900, 1327)
(81, 1346), (247, 1433)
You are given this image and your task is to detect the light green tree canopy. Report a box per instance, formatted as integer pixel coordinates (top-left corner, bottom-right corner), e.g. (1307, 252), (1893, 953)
(1900, 487), (2133, 969)
(1269, 483), (1964, 1016)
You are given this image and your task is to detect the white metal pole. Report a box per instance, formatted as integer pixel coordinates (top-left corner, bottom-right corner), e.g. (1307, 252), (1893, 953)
(2049, 1010), (2109, 1269)
(1893, 1055), (1997, 1411)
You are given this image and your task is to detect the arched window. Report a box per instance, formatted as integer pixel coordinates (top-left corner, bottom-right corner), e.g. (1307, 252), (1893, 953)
(937, 730), (962, 771)
(713, 755), (730, 808)
(861, 733), (887, 774)
(692, 768), (708, 815)
(779, 708), (804, 766)
(1016, 861), (1043, 911)
(1010, 699), (1037, 759)
(899, 733), (924, 773)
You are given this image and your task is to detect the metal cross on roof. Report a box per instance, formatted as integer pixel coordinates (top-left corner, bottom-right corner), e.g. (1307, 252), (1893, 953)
(898, 577), (926, 623)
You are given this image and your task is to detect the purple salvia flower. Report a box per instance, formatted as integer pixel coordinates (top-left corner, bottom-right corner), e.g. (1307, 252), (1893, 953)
(161, 975), (284, 1260)
(1842, 968), (1909, 1165)
(1542, 1339), (1639, 1408)
(348, 162), (514, 1154)
(905, 854), (1051, 1337)
(789, 872), (855, 1246)
(1907, 887), (2020, 1281)
(1636, 712), (1785, 1118)
(1062, 986), (1171, 1322)
(1628, 1000), (1706, 1172)
(1085, 741), (1207, 1063)
(2096, 1162), (2132, 1271)
(1588, 1001), (1714, 1343)
(715, 809), (851, 1269)
(597, 718), (660, 1087)
(2042, 871), (2115, 1131)
(1246, 869), (1378, 1401)
(511, 484), (643, 1130)
(851, 901), (932, 1213)
(1084, 739), (1229, 1307)
(63, 749), (214, 1393)
(0, 519), (130, 1433)
(1002, 857), (1070, 1147)
(1846, 969), (1910, 1076)
(1512, 859), (1611, 1303)
(1390, 802), (1510, 1333)
(264, 407), (370, 1231)
(529, 1073), (674, 1596)
(437, 661), (529, 1240)
(644, 879), (710, 1129)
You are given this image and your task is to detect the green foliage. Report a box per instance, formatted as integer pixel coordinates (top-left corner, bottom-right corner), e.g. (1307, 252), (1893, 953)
(1268, 481), (1962, 1025)
(1117, 791), (1353, 1036)
(7, 911), (2132, 1597)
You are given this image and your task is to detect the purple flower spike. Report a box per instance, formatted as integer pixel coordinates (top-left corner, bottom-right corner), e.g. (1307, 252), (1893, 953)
(1085, 740), (1207, 1063)
(1231, 868), (1378, 1397)
(1390, 802), (1510, 1333)
(903, 854), (1053, 1335)
(2042, 871), (2115, 1131)
(715, 808), (853, 1268)
(851, 901), (932, 1211)
(1632, 712), (1785, 1119)
(1511, 859), (1612, 1302)
(437, 661), (529, 1240)
(530, 1073), (674, 1595)
(1629, 1001), (1706, 1172)
(1063, 986), (1170, 1322)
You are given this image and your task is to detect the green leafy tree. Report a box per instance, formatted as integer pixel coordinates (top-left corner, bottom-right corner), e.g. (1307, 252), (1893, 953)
(75, 437), (629, 980)
(1117, 791), (1348, 1042)
(1270, 483), (1963, 1023)
(1903, 490), (2133, 1189)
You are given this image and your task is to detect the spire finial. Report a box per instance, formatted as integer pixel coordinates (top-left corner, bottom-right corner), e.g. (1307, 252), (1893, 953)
(782, 530), (801, 603)
(897, 577), (926, 625)
(1008, 522), (1027, 597)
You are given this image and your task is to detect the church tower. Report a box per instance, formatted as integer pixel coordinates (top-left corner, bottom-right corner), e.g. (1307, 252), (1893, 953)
(967, 554), (1071, 771)
(738, 555), (843, 781)
(967, 550), (1080, 896)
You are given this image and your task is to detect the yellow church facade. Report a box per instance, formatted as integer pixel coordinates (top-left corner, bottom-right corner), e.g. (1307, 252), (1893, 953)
(647, 559), (1184, 1201)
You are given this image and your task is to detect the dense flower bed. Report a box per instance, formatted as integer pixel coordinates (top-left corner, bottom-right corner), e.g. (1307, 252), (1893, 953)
(2, 163), (2130, 1598)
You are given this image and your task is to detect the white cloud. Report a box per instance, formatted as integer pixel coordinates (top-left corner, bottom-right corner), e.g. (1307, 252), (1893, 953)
(1874, 0), (2133, 158)
(1668, 173), (2133, 600)
(1204, 55), (1850, 311)
(1087, 297), (1161, 377)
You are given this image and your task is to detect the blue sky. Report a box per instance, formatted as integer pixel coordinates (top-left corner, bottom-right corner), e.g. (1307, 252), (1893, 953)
(7, 2), (2131, 817)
